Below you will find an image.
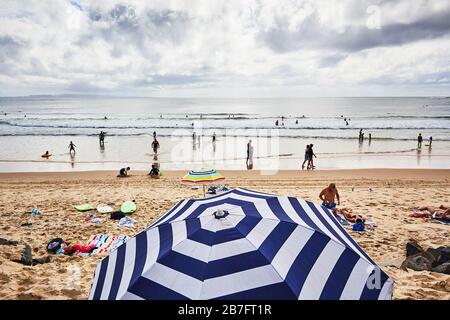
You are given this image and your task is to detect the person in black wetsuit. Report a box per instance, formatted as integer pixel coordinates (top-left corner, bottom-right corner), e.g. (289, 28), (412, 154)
(68, 141), (76, 154)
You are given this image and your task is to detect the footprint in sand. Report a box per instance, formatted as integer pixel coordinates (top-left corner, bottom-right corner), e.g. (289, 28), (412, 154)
(60, 288), (82, 298)
(0, 273), (10, 284)
(17, 292), (43, 300)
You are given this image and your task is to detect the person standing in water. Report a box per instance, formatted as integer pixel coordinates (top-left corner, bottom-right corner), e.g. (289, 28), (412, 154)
(99, 131), (105, 145)
(68, 141), (76, 155)
(153, 131), (157, 139)
(212, 132), (216, 143)
(418, 133), (423, 148)
(152, 138), (160, 154)
(369, 133), (372, 143)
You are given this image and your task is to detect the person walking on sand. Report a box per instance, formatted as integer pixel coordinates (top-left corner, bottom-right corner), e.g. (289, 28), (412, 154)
(369, 133), (372, 143)
(319, 183), (340, 210)
(429, 136), (433, 148)
(212, 132), (216, 143)
(68, 141), (76, 155)
(418, 133), (423, 148)
(153, 131), (157, 139)
(301, 144), (310, 170)
(358, 129), (363, 142)
(308, 144), (317, 169)
(246, 139), (252, 168)
(247, 140), (254, 170)
(152, 138), (160, 155)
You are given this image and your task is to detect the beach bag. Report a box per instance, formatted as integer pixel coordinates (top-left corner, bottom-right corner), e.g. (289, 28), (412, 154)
(352, 220), (365, 232)
(47, 238), (65, 253)
(111, 211), (125, 220)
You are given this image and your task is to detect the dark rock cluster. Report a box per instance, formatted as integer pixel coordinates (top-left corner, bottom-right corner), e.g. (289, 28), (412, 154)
(0, 238), (51, 266)
(401, 240), (450, 274)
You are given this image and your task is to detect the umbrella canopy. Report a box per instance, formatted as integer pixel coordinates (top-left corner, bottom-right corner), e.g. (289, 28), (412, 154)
(181, 169), (224, 184)
(89, 188), (393, 300)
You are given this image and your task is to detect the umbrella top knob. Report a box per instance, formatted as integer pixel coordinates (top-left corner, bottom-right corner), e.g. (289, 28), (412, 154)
(214, 209), (229, 219)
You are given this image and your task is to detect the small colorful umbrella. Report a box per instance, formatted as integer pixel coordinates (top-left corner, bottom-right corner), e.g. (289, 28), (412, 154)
(181, 169), (225, 196)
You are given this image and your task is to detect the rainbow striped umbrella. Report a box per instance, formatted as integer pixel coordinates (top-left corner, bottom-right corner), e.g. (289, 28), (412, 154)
(181, 169), (225, 196)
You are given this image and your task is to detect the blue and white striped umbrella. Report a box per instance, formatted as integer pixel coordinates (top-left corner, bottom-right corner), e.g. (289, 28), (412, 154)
(89, 188), (393, 300)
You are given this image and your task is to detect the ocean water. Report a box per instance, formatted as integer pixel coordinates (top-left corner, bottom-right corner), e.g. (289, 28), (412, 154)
(0, 96), (449, 172)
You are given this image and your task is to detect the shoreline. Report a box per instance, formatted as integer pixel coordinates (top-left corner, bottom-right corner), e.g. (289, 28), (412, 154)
(1, 168), (449, 182)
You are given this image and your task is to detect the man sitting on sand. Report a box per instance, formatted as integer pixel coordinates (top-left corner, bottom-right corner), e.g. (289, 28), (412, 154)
(118, 167), (130, 177)
(319, 183), (340, 210)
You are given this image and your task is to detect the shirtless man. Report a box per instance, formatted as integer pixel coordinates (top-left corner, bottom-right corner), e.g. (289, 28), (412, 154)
(319, 183), (340, 210)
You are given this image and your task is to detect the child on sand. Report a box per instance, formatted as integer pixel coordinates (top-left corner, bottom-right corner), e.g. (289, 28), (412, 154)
(118, 167), (131, 177)
(148, 164), (160, 179)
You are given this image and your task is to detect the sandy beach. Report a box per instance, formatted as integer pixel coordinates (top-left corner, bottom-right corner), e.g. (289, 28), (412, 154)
(0, 169), (449, 300)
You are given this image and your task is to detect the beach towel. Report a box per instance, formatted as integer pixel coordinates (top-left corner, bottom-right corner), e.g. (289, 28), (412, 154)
(410, 211), (431, 218)
(25, 208), (40, 216)
(117, 216), (137, 228)
(335, 214), (350, 226)
(75, 204), (94, 212)
(85, 234), (128, 255)
(97, 205), (114, 214)
(364, 217), (378, 229)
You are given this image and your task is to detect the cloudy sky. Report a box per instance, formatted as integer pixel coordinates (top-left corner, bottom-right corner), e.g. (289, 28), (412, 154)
(1, 0), (449, 97)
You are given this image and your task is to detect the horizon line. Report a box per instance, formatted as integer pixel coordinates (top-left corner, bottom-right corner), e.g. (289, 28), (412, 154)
(1, 93), (449, 99)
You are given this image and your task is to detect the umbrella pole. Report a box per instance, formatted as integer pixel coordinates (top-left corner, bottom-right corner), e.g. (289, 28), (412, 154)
(203, 185), (205, 197)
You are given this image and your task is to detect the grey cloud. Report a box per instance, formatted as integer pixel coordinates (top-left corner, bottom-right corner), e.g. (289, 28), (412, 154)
(66, 81), (106, 93)
(362, 70), (450, 86)
(0, 36), (27, 58)
(258, 7), (450, 53)
(318, 54), (348, 68)
(87, 5), (190, 42)
(80, 5), (191, 61)
(0, 36), (28, 75)
(132, 74), (206, 87)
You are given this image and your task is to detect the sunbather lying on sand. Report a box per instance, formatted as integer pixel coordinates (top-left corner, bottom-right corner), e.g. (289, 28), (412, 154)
(416, 205), (450, 221)
(334, 208), (366, 223)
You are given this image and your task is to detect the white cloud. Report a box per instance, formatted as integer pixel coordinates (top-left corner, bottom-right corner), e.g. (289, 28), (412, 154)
(0, 0), (449, 97)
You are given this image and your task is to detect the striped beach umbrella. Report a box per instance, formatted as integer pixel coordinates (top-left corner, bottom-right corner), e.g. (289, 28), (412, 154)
(181, 169), (225, 196)
(89, 188), (393, 300)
